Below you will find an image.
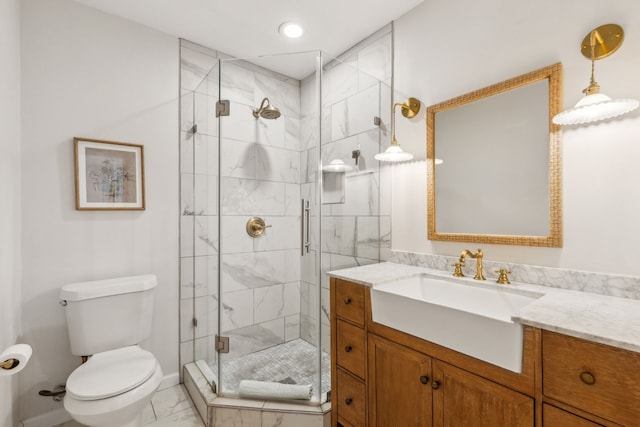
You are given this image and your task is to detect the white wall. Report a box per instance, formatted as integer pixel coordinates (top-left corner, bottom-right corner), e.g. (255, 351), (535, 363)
(20, 0), (179, 421)
(0, 0), (22, 425)
(392, 1), (640, 276)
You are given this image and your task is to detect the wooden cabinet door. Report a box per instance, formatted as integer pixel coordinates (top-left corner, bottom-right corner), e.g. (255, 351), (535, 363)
(542, 404), (604, 427)
(368, 333), (432, 427)
(432, 360), (533, 427)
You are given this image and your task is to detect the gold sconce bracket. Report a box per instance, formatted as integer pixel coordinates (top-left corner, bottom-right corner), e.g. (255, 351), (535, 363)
(397, 97), (421, 118)
(580, 23), (624, 60)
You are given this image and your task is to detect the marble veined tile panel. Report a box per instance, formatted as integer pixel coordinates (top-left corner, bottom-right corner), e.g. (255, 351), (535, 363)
(358, 34), (392, 87)
(220, 215), (254, 254)
(356, 216), (380, 260)
(330, 171), (380, 217)
(254, 283), (285, 324)
(221, 250), (287, 292)
(222, 319), (285, 360)
(254, 72), (301, 120)
(285, 314), (301, 342)
(252, 216), (300, 252)
(222, 288), (254, 332)
(220, 102), (286, 148)
(180, 44), (218, 91)
(254, 144), (300, 184)
(220, 138), (256, 179)
(220, 177), (286, 216)
(284, 183), (301, 216)
(323, 57), (358, 107)
(321, 216), (356, 256)
(284, 116), (301, 151)
(219, 60), (256, 106)
(331, 84), (381, 141)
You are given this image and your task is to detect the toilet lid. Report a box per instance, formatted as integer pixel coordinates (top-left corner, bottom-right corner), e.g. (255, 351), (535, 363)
(66, 346), (158, 401)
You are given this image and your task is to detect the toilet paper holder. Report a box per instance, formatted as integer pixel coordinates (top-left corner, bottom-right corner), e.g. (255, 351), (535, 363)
(1, 358), (20, 370)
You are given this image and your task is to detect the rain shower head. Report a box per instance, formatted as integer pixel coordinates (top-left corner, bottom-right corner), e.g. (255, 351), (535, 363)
(252, 97), (281, 120)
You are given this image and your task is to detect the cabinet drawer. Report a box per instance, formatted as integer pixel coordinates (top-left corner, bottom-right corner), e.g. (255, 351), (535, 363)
(336, 368), (366, 427)
(337, 320), (366, 379)
(542, 330), (640, 426)
(335, 280), (365, 326)
(542, 404), (603, 427)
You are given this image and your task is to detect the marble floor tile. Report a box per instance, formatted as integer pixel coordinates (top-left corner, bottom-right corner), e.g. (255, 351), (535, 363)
(53, 385), (204, 427)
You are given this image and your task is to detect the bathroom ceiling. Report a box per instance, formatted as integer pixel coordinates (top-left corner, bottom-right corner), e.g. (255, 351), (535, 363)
(72, 0), (424, 79)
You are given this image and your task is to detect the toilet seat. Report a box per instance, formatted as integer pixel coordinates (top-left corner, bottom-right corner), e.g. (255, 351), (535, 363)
(66, 346), (158, 401)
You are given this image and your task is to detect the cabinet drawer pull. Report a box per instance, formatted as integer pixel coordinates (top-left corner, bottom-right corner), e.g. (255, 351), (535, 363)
(420, 375), (429, 384)
(431, 380), (441, 390)
(344, 297), (352, 304)
(344, 345), (353, 353)
(580, 371), (596, 385)
(345, 397), (353, 405)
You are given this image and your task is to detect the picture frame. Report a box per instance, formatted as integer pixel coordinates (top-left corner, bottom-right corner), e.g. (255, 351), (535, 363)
(74, 137), (145, 210)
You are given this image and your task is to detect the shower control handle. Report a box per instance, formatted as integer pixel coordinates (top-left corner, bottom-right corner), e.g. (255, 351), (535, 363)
(246, 217), (271, 238)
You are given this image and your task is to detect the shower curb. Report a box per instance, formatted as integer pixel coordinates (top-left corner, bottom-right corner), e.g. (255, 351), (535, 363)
(183, 363), (331, 426)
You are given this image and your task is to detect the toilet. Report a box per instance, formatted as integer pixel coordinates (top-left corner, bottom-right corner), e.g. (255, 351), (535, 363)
(60, 275), (163, 427)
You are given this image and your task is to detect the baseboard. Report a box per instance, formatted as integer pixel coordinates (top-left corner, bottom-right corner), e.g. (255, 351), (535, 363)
(20, 407), (70, 427)
(159, 371), (180, 390)
(20, 371), (180, 426)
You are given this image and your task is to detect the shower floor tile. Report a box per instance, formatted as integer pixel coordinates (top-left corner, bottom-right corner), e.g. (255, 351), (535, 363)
(218, 338), (331, 397)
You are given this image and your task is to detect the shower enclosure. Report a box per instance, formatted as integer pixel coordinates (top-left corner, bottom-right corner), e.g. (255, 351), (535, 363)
(180, 32), (392, 406)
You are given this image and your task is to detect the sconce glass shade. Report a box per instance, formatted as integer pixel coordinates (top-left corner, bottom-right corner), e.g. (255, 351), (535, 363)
(375, 142), (414, 162)
(375, 97), (420, 162)
(552, 93), (639, 125)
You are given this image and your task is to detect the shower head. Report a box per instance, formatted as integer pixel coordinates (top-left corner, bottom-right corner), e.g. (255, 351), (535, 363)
(252, 97), (281, 120)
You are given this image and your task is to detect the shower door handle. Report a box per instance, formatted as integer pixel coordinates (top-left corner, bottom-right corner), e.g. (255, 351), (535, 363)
(301, 199), (311, 255)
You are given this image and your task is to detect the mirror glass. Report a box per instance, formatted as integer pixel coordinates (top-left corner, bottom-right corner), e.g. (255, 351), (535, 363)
(427, 63), (562, 247)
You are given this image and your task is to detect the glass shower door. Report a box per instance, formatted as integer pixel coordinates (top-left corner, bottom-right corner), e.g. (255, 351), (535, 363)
(216, 52), (326, 402)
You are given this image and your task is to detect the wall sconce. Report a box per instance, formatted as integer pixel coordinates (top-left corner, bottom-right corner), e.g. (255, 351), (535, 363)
(553, 23), (639, 126)
(375, 97), (421, 162)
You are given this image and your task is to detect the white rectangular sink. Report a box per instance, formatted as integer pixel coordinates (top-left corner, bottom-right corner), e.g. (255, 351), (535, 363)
(369, 273), (541, 373)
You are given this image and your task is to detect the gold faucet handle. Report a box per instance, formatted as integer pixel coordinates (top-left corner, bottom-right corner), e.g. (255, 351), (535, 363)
(495, 269), (512, 285)
(451, 263), (464, 277)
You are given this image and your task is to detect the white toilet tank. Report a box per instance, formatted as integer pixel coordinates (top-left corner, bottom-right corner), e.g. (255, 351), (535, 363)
(60, 275), (157, 356)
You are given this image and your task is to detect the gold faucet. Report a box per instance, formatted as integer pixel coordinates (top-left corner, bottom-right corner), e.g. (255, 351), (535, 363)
(459, 249), (486, 280)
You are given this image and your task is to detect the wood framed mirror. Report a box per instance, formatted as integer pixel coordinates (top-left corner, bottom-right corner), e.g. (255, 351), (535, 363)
(427, 63), (562, 247)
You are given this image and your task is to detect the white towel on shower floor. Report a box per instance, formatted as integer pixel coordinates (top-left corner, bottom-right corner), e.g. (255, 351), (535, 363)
(238, 380), (313, 400)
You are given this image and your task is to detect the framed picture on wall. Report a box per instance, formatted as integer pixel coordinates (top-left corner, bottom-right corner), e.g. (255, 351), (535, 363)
(74, 137), (145, 210)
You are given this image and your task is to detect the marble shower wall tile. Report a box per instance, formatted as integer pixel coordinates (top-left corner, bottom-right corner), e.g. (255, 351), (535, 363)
(180, 41), (218, 91)
(221, 251), (287, 292)
(220, 177), (286, 216)
(219, 60), (255, 105)
(223, 319), (285, 359)
(321, 216), (356, 256)
(180, 255), (217, 300)
(254, 284), (285, 323)
(254, 72), (301, 120)
(358, 33), (392, 86)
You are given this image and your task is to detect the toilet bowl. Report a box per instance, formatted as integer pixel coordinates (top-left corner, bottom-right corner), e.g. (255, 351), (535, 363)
(64, 346), (163, 427)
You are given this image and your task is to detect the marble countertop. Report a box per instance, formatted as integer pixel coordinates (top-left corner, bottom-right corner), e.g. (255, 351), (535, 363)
(329, 262), (640, 354)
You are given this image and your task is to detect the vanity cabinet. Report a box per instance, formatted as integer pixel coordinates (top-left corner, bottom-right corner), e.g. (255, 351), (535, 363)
(368, 333), (432, 427)
(331, 278), (535, 427)
(368, 333), (533, 427)
(332, 279), (368, 427)
(542, 330), (640, 426)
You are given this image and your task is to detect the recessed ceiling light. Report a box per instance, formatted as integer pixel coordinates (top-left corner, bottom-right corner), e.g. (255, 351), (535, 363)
(278, 22), (304, 39)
